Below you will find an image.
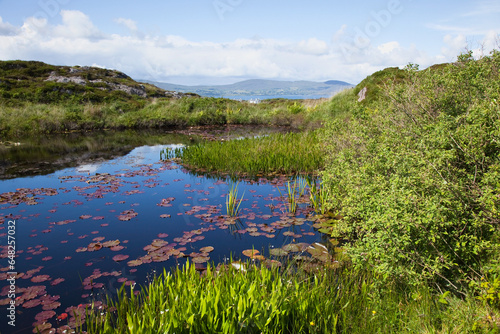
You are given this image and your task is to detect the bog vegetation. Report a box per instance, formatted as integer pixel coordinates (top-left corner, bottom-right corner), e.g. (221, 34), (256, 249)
(3, 52), (499, 332)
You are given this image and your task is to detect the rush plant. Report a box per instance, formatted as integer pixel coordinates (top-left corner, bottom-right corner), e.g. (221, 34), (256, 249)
(226, 181), (244, 217)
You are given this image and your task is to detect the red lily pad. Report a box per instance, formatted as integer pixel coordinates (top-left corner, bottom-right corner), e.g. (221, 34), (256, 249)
(112, 254), (129, 262)
(191, 256), (210, 264)
(127, 259), (143, 267)
(23, 299), (41, 308)
(31, 275), (51, 283)
(51, 278), (65, 286)
(242, 249), (265, 260)
(42, 301), (61, 310)
(199, 246), (214, 253)
(151, 239), (168, 248)
(102, 240), (120, 248)
(35, 310), (56, 321)
(87, 242), (102, 252)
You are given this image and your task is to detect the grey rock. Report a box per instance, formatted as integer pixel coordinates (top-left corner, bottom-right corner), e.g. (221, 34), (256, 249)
(358, 86), (367, 102)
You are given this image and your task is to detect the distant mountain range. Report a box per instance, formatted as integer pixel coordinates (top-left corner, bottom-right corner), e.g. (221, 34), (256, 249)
(140, 79), (354, 98)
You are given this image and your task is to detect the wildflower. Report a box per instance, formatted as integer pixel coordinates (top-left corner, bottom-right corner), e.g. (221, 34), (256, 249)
(372, 310), (376, 315)
(310, 321), (315, 326)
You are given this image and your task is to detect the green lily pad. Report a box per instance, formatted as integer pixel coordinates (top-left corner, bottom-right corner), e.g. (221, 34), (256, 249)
(269, 248), (289, 256)
(307, 243), (331, 262)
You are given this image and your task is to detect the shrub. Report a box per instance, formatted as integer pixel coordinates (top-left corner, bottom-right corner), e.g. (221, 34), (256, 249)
(322, 50), (500, 291)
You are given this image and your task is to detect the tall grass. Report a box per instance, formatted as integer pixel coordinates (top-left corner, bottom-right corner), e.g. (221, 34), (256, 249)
(226, 182), (245, 217)
(174, 131), (324, 177)
(0, 95), (345, 138)
(277, 177), (308, 215)
(306, 178), (331, 215)
(83, 261), (500, 333)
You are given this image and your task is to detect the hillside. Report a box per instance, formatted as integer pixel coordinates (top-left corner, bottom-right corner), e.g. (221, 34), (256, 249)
(0, 60), (197, 105)
(142, 78), (353, 98)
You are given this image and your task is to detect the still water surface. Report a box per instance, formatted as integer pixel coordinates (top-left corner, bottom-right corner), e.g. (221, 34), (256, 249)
(0, 129), (323, 333)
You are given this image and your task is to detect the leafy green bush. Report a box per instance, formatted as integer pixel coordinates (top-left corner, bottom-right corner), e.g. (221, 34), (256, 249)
(322, 50), (500, 291)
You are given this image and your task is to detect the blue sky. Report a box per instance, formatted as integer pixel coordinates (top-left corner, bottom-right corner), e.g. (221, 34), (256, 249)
(0, 0), (499, 85)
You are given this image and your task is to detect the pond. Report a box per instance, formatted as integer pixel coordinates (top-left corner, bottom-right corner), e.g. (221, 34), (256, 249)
(0, 128), (327, 334)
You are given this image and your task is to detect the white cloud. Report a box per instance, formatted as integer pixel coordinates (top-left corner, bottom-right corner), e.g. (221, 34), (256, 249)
(0, 16), (18, 36)
(0, 10), (497, 85)
(114, 18), (138, 32)
(461, 0), (500, 18)
(53, 10), (103, 39)
(377, 41), (400, 54)
(441, 34), (468, 60)
(332, 25), (347, 42)
(425, 23), (471, 34)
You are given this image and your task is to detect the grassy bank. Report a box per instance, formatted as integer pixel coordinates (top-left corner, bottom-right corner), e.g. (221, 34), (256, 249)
(83, 261), (500, 333)
(0, 96), (345, 138)
(163, 131), (324, 176)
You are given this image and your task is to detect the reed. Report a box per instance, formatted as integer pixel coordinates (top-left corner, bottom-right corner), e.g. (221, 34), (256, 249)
(306, 178), (330, 214)
(278, 180), (298, 214)
(226, 182), (245, 217)
(176, 131), (323, 176)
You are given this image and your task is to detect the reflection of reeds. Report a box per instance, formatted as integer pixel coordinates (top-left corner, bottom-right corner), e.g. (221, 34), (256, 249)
(160, 147), (183, 160)
(226, 182), (244, 217)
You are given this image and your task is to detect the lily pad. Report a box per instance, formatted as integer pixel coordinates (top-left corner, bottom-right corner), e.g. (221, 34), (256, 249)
(151, 239), (168, 248)
(31, 275), (51, 283)
(242, 249), (266, 261)
(50, 278), (65, 286)
(87, 242), (102, 252)
(307, 243), (331, 263)
(127, 259), (143, 267)
(112, 254), (130, 262)
(269, 248), (289, 256)
(191, 256), (210, 264)
(102, 240), (120, 248)
(22, 299), (41, 308)
(199, 246), (214, 253)
(282, 243), (301, 253)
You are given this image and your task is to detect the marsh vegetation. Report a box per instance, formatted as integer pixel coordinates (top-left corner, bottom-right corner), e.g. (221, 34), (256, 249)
(2, 51), (500, 333)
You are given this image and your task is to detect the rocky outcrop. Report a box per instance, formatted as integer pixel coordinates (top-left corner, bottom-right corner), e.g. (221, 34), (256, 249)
(357, 86), (367, 102)
(45, 71), (148, 97)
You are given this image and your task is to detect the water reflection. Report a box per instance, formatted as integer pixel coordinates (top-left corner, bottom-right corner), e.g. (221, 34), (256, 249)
(0, 130), (198, 179)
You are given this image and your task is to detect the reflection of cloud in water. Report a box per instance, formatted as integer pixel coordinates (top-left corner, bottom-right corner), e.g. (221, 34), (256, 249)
(128, 144), (185, 165)
(76, 144), (186, 173)
(77, 163), (101, 174)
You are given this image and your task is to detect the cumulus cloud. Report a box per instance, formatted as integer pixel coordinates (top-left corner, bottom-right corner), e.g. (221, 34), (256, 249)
(0, 16), (18, 36)
(0, 10), (497, 85)
(53, 10), (103, 39)
(115, 18), (138, 32)
(441, 34), (468, 60)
